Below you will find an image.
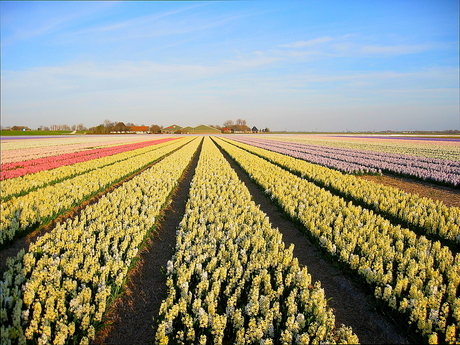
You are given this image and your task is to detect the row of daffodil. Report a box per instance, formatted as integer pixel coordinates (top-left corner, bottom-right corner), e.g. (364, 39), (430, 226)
(0, 137), (194, 247)
(0, 137), (201, 345)
(1, 137), (180, 201)
(155, 137), (358, 345)
(213, 137), (459, 344)
(220, 137), (460, 248)
(256, 135), (460, 162)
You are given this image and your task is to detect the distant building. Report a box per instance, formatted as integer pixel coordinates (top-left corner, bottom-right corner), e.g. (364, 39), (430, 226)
(191, 125), (221, 134)
(112, 122), (130, 133)
(179, 126), (195, 134)
(11, 126), (31, 131)
(128, 125), (149, 133)
(161, 125), (183, 134)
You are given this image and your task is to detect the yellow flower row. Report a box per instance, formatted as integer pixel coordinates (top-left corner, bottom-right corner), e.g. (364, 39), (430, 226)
(0, 137), (194, 246)
(221, 138), (460, 247)
(0, 137), (201, 345)
(214, 137), (459, 344)
(1, 138), (182, 201)
(155, 137), (358, 345)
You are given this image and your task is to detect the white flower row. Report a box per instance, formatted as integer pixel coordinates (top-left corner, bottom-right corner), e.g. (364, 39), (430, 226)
(1, 135), (147, 157)
(0, 137), (194, 246)
(257, 135), (460, 162)
(0, 137), (201, 345)
(155, 137), (358, 344)
(214, 137), (459, 344)
(221, 137), (460, 247)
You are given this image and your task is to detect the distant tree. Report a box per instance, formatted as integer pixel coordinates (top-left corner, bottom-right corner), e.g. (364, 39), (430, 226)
(91, 124), (105, 134)
(76, 123), (86, 131)
(223, 119), (250, 132)
(50, 124), (71, 131)
(150, 124), (162, 133)
(223, 120), (234, 128)
(103, 119), (115, 131)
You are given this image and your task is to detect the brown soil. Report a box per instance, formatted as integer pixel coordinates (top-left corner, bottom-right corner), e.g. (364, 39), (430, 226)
(357, 174), (460, 208)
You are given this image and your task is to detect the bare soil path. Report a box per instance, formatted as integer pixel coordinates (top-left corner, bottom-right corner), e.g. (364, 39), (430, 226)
(358, 174), (460, 208)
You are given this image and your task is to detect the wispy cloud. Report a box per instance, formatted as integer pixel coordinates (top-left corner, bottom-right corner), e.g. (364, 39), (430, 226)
(280, 36), (334, 48)
(80, 3), (207, 34)
(1, 2), (115, 46)
(360, 44), (433, 55)
(276, 34), (440, 60)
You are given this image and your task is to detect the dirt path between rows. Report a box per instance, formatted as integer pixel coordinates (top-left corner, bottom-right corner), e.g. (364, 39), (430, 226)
(358, 174), (460, 208)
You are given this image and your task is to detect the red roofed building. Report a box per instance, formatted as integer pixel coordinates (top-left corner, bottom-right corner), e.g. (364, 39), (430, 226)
(128, 126), (149, 133)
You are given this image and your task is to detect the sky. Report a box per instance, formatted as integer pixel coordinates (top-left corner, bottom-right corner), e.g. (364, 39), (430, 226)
(1, 0), (459, 132)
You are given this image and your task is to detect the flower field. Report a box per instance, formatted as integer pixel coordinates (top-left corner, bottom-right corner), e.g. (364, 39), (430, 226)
(0, 137), (179, 180)
(1, 134), (459, 344)
(231, 136), (460, 186)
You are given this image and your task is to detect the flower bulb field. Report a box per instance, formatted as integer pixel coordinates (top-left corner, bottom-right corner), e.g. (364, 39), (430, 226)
(0, 134), (459, 345)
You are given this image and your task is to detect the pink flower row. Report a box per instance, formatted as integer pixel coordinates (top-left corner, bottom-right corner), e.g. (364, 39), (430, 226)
(1, 138), (147, 164)
(0, 137), (179, 180)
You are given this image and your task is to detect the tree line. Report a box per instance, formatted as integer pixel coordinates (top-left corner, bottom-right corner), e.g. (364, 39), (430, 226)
(7, 118), (270, 133)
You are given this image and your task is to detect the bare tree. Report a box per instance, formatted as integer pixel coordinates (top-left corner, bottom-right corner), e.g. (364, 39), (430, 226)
(223, 120), (234, 128)
(236, 119), (246, 126)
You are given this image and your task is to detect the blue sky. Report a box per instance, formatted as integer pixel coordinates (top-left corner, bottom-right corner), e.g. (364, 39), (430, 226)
(1, 0), (459, 132)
